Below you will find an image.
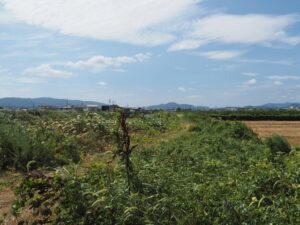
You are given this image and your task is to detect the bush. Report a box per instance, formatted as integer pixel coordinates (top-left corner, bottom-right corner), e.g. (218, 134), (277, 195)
(0, 124), (56, 171)
(188, 125), (202, 132)
(0, 118), (81, 171)
(264, 134), (291, 155)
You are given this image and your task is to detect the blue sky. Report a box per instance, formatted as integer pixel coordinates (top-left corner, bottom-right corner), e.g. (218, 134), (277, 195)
(0, 0), (300, 107)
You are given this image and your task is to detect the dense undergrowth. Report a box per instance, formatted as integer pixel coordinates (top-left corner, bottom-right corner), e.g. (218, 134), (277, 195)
(0, 110), (179, 171)
(196, 109), (300, 121)
(11, 112), (300, 224)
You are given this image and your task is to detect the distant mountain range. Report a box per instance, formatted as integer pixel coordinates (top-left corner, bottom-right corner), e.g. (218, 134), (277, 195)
(146, 102), (300, 110)
(0, 97), (105, 109)
(245, 103), (300, 109)
(146, 102), (209, 110)
(0, 98), (300, 110)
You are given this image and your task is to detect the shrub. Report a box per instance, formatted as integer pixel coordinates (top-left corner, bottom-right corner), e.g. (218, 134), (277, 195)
(0, 124), (56, 171)
(264, 134), (291, 155)
(188, 125), (202, 132)
(0, 119), (81, 171)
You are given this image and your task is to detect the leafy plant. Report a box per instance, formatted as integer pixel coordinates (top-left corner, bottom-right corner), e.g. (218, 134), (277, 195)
(12, 114), (300, 224)
(264, 134), (291, 155)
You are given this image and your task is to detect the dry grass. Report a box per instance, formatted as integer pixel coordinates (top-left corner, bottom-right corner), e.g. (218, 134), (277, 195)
(243, 121), (300, 146)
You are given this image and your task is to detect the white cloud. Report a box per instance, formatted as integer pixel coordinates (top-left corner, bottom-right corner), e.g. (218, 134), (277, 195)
(178, 86), (193, 92)
(23, 64), (76, 78)
(209, 64), (237, 71)
(64, 53), (151, 72)
(190, 14), (299, 44)
(2, 0), (201, 46)
(238, 59), (293, 65)
(97, 81), (107, 86)
(242, 72), (259, 77)
(169, 14), (300, 50)
(274, 80), (283, 85)
(187, 95), (201, 99)
(178, 86), (187, 92)
(0, 66), (8, 73)
(198, 50), (243, 60)
(243, 79), (257, 85)
(112, 69), (126, 73)
(3, 1), (299, 50)
(267, 75), (300, 80)
(168, 39), (206, 51)
(17, 77), (45, 84)
(0, 10), (18, 24)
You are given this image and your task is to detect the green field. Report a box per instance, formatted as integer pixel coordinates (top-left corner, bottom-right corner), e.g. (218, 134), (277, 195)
(0, 110), (299, 224)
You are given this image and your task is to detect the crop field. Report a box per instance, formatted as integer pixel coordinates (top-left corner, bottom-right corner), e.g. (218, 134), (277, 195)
(244, 121), (300, 146)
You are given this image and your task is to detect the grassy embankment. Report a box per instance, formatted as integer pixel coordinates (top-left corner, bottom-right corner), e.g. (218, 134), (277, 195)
(0, 110), (299, 224)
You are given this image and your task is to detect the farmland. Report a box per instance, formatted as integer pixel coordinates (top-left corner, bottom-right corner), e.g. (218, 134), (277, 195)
(244, 121), (300, 146)
(0, 110), (299, 224)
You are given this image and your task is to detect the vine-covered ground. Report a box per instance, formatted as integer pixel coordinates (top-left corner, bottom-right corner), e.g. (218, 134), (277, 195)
(0, 110), (299, 224)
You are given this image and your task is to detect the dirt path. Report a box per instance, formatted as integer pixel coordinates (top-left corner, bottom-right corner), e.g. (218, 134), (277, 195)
(0, 173), (24, 224)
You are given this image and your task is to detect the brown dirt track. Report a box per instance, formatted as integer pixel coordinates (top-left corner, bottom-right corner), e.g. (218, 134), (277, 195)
(243, 121), (300, 146)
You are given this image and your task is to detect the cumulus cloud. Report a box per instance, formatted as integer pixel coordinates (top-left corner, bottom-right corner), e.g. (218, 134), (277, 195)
(3, 0), (300, 50)
(243, 79), (257, 85)
(23, 64), (76, 78)
(168, 39), (206, 51)
(169, 14), (300, 50)
(1, 0), (200, 46)
(64, 53), (151, 72)
(198, 50), (243, 60)
(0, 10), (18, 24)
(192, 14), (299, 43)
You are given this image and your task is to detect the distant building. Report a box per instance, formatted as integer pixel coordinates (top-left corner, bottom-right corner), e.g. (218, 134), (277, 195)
(71, 105), (101, 112)
(101, 104), (120, 112)
(83, 105), (100, 112)
(121, 107), (154, 115)
(71, 105), (85, 111)
(109, 104), (120, 112)
(138, 108), (153, 114)
(62, 106), (72, 110)
(101, 105), (110, 111)
(40, 105), (58, 110)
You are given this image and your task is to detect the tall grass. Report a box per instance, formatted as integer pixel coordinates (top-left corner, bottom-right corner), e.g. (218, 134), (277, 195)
(13, 115), (300, 224)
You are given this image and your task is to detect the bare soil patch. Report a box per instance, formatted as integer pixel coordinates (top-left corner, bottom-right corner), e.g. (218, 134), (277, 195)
(243, 121), (300, 146)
